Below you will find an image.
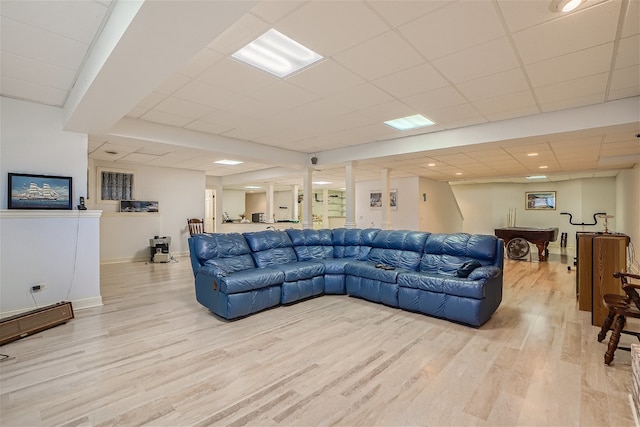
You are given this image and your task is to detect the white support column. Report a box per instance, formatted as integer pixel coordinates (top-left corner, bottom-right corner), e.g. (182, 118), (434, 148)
(292, 184), (299, 222)
(381, 168), (391, 230)
(302, 168), (313, 229)
(266, 182), (275, 223)
(344, 161), (357, 229)
(215, 185), (224, 231)
(322, 188), (329, 229)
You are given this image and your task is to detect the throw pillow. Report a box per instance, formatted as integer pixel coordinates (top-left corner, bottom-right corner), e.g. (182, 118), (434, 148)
(456, 260), (482, 278)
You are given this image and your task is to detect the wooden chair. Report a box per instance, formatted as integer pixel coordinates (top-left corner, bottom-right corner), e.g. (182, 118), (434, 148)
(187, 218), (205, 236)
(597, 271), (640, 365)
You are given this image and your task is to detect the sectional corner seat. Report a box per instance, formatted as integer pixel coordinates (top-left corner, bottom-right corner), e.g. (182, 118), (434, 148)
(188, 228), (504, 327)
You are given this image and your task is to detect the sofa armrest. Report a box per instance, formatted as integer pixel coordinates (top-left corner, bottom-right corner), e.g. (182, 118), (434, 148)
(197, 265), (229, 279)
(468, 266), (501, 280)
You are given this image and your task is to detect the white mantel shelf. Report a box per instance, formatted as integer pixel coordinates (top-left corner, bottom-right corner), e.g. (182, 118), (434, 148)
(0, 209), (103, 218)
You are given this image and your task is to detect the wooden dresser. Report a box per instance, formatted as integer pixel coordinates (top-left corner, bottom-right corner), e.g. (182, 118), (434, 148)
(576, 233), (629, 326)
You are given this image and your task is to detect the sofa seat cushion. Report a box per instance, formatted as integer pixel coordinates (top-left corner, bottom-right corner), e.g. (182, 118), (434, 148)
(318, 258), (352, 274)
(345, 262), (414, 283)
(203, 254), (256, 275)
(398, 269), (499, 299)
(218, 267), (284, 294)
(368, 248), (423, 270)
(273, 261), (325, 281)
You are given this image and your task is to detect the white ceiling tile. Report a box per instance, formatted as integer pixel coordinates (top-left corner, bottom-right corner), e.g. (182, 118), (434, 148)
(198, 57), (277, 96)
(497, 0), (556, 33)
(326, 83), (394, 111)
(622, 0), (640, 38)
(287, 60), (365, 97)
(335, 31), (424, 81)
(0, 0), (110, 43)
(426, 103), (486, 128)
(139, 110), (194, 128)
(403, 86), (467, 112)
(536, 73), (608, 105)
(125, 106), (147, 119)
(0, 75), (67, 106)
(152, 97), (213, 120)
(184, 120), (234, 136)
(608, 65), (640, 100)
(525, 43), (614, 87)
(540, 93), (605, 113)
(366, 1), (449, 27)
(276, 1), (389, 56)
(1, 52), (75, 89)
(433, 38), (520, 84)
(359, 100), (417, 124)
(178, 48), (223, 79)
(0, 16), (89, 69)
(207, 12), (270, 55)
(136, 91), (167, 110)
(252, 81), (319, 109)
(250, 1), (305, 24)
(473, 90), (539, 117)
(456, 68), (530, 101)
(615, 34), (640, 69)
(173, 80), (243, 109)
(373, 63), (449, 99)
(399, 1), (505, 60)
(155, 74), (191, 96)
(119, 153), (162, 164)
(512, 1), (620, 65)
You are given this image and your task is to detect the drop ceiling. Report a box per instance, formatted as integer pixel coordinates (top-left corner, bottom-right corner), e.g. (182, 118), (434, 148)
(1, 0), (638, 191)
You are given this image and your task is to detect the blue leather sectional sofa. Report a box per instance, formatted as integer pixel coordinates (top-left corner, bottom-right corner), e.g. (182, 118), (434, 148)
(188, 228), (504, 327)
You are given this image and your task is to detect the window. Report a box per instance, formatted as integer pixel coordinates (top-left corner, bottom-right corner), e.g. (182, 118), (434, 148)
(97, 167), (135, 203)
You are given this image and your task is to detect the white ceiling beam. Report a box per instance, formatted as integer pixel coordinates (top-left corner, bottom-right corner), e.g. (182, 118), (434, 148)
(221, 167), (304, 186)
(316, 97), (640, 165)
(108, 117), (308, 167)
(63, 0), (257, 134)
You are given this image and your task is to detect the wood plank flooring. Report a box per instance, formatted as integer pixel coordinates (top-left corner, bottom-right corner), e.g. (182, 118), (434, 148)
(1, 251), (636, 426)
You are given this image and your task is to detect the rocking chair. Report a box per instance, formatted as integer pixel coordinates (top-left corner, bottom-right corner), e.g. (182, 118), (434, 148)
(597, 271), (640, 365)
(187, 218), (205, 236)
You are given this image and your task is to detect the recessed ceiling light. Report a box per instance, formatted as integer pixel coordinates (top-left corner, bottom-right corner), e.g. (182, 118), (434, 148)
(215, 160), (243, 166)
(527, 175), (547, 180)
(539, 165), (548, 169)
(232, 29), (323, 78)
(455, 172), (463, 176)
(313, 181), (332, 185)
(427, 163), (436, 167)
(384, 114), (435, 131)
(549, 0), (585, 13)
(245, 185), (261, 189)
(527, 153), (539, 157)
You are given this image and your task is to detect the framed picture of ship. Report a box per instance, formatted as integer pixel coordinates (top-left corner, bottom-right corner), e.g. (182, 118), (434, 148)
(7, 173), (72, 210)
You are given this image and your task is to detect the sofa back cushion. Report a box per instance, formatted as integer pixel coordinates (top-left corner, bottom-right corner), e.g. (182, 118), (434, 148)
(420, 233), (499, 276)
(286, 229), (334, 261)
(367, 230), (429, 270)
(192, 233), (256, 274)
(332, 228), (380, 260)
(243, 230), (298, 267)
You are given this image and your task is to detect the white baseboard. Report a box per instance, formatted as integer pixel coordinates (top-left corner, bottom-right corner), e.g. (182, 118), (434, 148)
(0, 296), (103, 319)
(100, 252), (189, 265)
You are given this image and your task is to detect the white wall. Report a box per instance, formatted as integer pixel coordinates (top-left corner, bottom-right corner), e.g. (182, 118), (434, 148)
(451, 177), (619, 247)
(617, 165), (640, 270)
(418, 177), (463, 233)
(356, 177), (419, 230)
(90, 160), (205, 262)
(0, 97), (101, 315)
(222, 190), (246, 222)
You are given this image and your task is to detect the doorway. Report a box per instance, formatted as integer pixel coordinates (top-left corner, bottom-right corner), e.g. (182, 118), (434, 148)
(205, 189), (216, 233)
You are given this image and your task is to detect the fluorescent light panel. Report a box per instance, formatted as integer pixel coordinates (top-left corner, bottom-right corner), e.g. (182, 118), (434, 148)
(384, 114), (435, 131)
(232, 29), (323, 78)
(313, 181), (332, 185)
(526, 175), (547, 180)
(215, 159), (243, 165)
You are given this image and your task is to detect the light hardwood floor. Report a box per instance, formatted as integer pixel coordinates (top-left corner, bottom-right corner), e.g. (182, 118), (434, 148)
(1, 251), (637, 426)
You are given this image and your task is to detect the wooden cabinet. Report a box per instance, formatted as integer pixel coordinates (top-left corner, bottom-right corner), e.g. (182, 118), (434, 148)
(577, 233), (629, 326)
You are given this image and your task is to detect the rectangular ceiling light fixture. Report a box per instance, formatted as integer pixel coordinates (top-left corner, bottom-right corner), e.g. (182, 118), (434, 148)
(214, 159), (243, 165)
(526, 175), (547, 180)
(384, 114), (435, 131)
(232, 29), (323, 78)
